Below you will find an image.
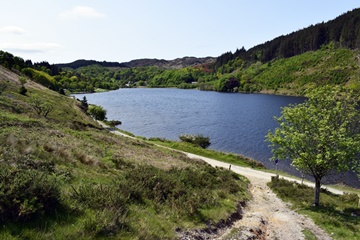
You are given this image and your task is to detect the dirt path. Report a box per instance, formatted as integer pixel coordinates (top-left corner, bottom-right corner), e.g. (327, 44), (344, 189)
(183, 153), (333, 240)
(101, 124), (335, 239)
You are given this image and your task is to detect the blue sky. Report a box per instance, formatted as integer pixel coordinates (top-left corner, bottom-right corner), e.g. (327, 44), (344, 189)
(0, 1), (359, 64)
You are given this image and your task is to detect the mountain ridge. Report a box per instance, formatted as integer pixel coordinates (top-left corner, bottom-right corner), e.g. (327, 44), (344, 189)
(56, 56), (216, 70)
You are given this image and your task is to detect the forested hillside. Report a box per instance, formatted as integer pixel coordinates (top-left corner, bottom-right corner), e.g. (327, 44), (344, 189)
(214, 8), (360, 67)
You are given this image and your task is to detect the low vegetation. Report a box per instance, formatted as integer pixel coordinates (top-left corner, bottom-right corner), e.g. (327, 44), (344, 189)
(268, 177), (360, 239)
(179, 134), (211, 149)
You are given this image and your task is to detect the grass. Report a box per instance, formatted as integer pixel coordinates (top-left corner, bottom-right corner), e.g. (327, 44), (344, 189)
(268, 177), (360, 239)
(302, 229), (317, 240)
(0, 68), (251, 239)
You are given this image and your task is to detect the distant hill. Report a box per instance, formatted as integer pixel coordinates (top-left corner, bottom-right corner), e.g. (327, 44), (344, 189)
(55, 59), (128, 69)
(123, 56), (215, 69)
(56, 56), (215, 70)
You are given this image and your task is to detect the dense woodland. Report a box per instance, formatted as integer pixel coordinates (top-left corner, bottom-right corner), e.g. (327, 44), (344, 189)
(1, 8), (360, 94)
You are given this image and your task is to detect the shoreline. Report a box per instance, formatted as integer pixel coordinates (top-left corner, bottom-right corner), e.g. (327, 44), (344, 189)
(99, 120), (358, 195)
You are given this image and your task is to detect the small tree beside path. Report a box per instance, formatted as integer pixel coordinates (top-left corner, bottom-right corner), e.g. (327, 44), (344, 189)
(266, 86), (360, 206)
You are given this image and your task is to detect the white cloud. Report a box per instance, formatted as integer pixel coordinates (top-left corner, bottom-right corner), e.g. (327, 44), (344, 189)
(0, 42), (61, 53)
(0, 26), (26, 34)
(58, 6), (105, 20)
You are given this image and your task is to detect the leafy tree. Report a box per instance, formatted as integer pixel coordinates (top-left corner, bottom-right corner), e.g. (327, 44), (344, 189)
(88, 105), (107, 121)
(18, 77), (27, 95)
(30, 97), (54, 117)
(79, 96), (88, 112)
(266, 86), (360, 206)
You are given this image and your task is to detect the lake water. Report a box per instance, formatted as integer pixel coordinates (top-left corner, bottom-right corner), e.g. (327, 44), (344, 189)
(74, 88), (304, 169)
(74, 88), (359, 187)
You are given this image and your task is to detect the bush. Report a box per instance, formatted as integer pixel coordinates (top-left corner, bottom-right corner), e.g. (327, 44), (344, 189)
(179, 134), (211, 149)
(19, 85), (27, 95)
(30, 97), (54, 117)
(0, 167), (61, 223)
(87, 105), (107, 121)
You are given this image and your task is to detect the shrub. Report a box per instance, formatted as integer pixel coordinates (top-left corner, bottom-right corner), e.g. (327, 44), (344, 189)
(30, 97), (54, 117)
(87, 105), (107, 121)
(0, 167), (61, 223)
(179, 134), (211, 149)
(19, 85), (27, 95)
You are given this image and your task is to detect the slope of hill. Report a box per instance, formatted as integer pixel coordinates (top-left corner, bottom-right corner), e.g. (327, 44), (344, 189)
(211, 44), (360, 94)
(0, 66), (250, 239)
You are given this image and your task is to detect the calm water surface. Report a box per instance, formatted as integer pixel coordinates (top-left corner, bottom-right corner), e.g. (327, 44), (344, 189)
(74, 88), (305, 171)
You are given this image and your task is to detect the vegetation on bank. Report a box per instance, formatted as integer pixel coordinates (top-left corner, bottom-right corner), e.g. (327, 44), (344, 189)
(268, 177), (360, 239)
(0, 69), (250, 239)
(147, 137), (265, 169)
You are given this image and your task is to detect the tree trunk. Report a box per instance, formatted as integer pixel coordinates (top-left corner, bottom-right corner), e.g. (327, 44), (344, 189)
(314, 178), (321, 206)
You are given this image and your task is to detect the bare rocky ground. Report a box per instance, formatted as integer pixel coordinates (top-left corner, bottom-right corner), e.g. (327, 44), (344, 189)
(218, 174), (332, 240)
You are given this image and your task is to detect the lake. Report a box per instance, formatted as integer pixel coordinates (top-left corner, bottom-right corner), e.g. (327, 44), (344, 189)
(74, 88), (304, 169)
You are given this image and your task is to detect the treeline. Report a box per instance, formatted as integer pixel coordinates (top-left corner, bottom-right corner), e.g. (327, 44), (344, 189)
(214, 8), (360, 68)
(0, 51), (120, 93)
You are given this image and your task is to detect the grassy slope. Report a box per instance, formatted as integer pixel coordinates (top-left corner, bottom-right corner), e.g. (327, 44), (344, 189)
(233, 46), (360, 95)
(0, 67), (250, 239)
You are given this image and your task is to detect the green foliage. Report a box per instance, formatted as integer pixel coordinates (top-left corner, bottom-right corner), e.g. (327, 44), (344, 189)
(179, 134), (211, 149)
(22, 68), (60, 91)
(87, 104), (107, 120)
(30, 96), (54, 117)
(0, 166), (61, 223)
(268, 178), (360, 239)
(103, 119), (122, 127)
(18, 77), (26, 85)
(266, 86), (360, 206)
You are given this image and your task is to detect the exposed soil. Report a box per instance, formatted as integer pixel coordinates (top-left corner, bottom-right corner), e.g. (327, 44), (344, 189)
(218, 174), (332, 240)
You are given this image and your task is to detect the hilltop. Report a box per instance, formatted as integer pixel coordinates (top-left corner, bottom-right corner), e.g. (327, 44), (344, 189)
(56, 56), (215, 70)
